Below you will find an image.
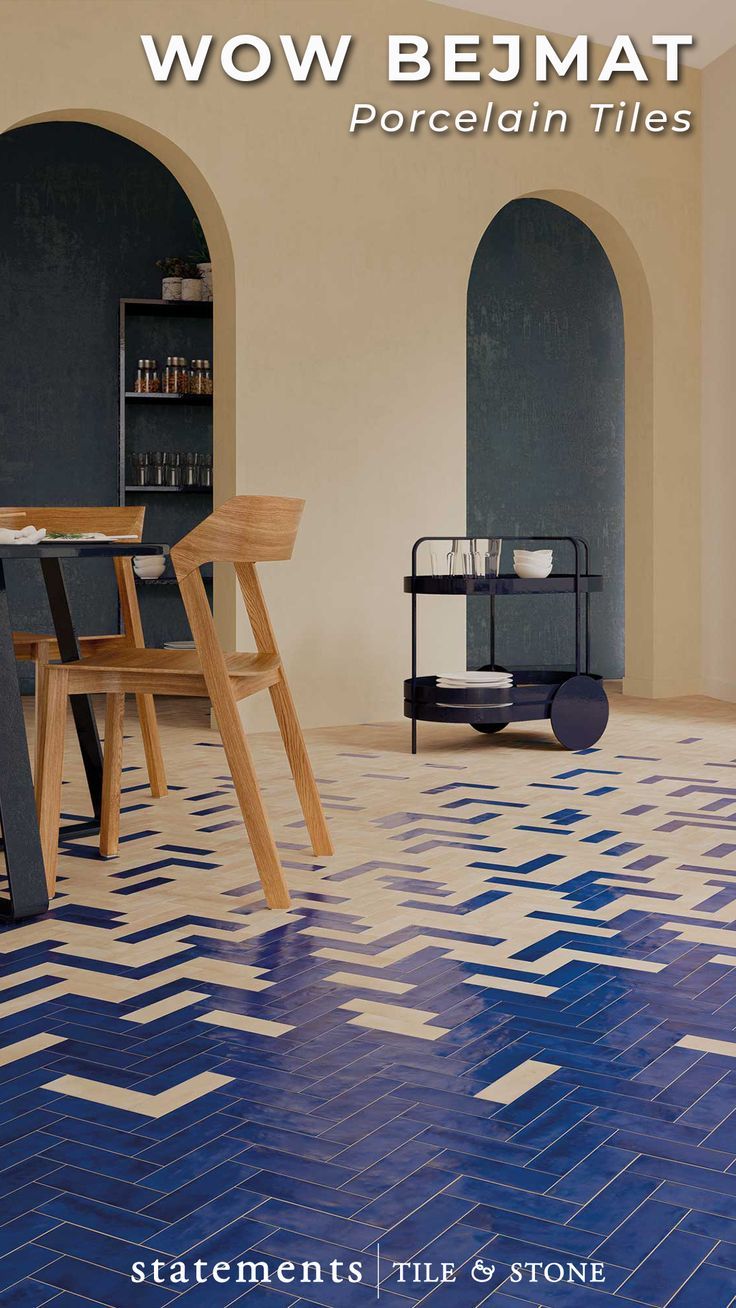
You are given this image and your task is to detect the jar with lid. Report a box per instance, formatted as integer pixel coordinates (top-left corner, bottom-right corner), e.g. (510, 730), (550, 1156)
(134, 359), (160, 394)
(198, 452), (212, 489)
(183, 452), (198, 487)
(164, 357), (189, 394)
(190, 359), (213, 397)
(165, 452), (182, 487)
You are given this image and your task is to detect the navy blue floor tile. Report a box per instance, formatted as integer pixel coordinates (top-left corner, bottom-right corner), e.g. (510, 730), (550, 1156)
(618, 1229), (717, 1306)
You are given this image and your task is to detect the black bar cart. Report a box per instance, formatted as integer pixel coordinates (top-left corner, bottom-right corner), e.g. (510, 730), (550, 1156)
(404, 535), (609, 755)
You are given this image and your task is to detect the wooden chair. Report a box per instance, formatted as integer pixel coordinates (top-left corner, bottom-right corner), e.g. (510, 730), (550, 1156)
(36, 495), (333, 909)
(5, 505), (166, 798)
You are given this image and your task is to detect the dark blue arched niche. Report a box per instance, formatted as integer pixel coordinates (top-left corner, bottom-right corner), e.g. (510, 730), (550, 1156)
(467, 197), (624, 678)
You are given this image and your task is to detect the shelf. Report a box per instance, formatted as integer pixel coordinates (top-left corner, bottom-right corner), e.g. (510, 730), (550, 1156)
(404, 671), (604, 726)
(121, 298), (213, 317)
(404, 574), (603, 596)
(124, 485), (211, 494)
(124, 392), (212, 405)
(135, 573), (213, 587)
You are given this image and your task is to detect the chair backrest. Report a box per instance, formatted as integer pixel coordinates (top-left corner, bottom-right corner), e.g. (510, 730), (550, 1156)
(171, 496), (304, 579)
(2, 505), (144, 540)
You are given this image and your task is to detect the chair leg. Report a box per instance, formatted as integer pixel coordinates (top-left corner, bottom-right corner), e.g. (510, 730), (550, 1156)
(269, 674), (334, 857)
(100, 693), (125, 858)
(215, 697), (291, 910)
(36, 665), (68, 897)
(135, 693), (167, 798)
(34, 644), (51, 780)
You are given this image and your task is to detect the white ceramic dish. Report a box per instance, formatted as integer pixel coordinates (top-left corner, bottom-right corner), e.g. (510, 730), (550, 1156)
(133, 556), (166, 580)
(514, 561), (553, 579)
(437, 671), (512, 681)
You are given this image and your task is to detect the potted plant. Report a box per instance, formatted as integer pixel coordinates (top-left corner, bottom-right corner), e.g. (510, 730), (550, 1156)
(180, 259), (202, 302)
(191, 218), (212, 301)
(156, 256), (185, 301)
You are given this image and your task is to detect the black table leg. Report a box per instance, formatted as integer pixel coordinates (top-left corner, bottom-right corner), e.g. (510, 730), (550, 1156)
(41, 557), (103, 823)
(0, 561), (49, 920)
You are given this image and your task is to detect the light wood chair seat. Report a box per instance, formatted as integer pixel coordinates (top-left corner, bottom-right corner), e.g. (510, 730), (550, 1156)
(61, 647), (282, 698)
(36, 495), (333, 911)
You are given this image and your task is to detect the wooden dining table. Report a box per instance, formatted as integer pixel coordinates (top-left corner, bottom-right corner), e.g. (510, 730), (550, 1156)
(0, 537), (167, 921)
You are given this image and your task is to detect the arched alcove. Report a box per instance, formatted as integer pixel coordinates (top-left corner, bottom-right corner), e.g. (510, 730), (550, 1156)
(467, 188), (655, 696)
(3, 108), (238, 648)
(0, 110), (238, 660)
(468, 197), (625, 677)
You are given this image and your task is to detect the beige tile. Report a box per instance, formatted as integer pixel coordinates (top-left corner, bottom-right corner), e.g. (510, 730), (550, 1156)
(466, 974), (556, 997)
(196, 1010), (293, 1038)
(42, 1071), (232, 1118)
(122, 990), (210, 1024)
(341, 999), (439, 1021)
(0, 1032), (65, 1066)
(0, 981), (69, 1019)
(476, 1059), (560, 1104)
(345, 1011), (448, 1041)
(677, 1034), (736, 1058)
(324, 971), (413, 994)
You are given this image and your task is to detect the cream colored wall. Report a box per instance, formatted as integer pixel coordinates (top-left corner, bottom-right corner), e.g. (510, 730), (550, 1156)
(0, 0), (701, 726)
(702, 43), (736, 702)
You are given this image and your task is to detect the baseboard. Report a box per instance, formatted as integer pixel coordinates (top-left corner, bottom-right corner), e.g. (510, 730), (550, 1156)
(623, 675), (701, 699)
(702, 676), (736, 704)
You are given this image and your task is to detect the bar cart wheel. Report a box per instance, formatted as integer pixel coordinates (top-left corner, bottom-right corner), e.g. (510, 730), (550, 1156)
(549, 674), (609, 750)
(471, 665), (509, 734)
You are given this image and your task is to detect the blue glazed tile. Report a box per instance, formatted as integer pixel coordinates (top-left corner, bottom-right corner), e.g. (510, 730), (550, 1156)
(570, 1171), (658, 1234)
(240, 1172), (363, 1220)
(667, 1262), (736, 1307)
(32, 1253), (173, 1307)
(0, 1244), (58, 1293)
(143, 1161), (257, 1223)
(446, 1176), (576, 1225)
(374, 1194), (471, 1260)
(619, 1230), (717, 1305)
(38, 1190), (166, 1245)
(531, 1122), (614, 1176)
(545, 1145), (635, 1204)
(595, 1199), (688, 1267)
(145, 1189), (271, 1256)
(0, 1281), (59, 1307)
(466, 1205), (593, 1256)
(251, 1201), (381, 1251)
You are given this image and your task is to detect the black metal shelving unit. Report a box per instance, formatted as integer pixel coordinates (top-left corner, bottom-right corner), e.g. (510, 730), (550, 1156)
(405, 534), (609, 754)
(118, 298), (213, 647)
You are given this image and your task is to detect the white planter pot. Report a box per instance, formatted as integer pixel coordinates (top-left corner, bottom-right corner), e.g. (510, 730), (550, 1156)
(181, 278), (201, 302)
(197, 262), (213, 301)
(161, 277), (182, 301)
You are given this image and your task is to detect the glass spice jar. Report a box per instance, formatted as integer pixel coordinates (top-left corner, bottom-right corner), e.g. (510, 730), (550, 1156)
(164, 356), (189, 394)
(134, 359), (155, 393)
(190, 359), (213, 396)
(147, 360), (160, 393)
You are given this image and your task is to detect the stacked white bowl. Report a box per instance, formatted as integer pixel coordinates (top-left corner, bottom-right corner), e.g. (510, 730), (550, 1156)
(133, 554), (166, 581)
(513, 549), (553, 579)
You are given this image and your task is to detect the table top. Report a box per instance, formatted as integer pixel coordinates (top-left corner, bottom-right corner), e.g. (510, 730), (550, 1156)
(0, 541), (168, 560)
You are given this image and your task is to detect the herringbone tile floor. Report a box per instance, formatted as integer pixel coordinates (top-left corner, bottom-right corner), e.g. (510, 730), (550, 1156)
(2, 694), (736, 1306)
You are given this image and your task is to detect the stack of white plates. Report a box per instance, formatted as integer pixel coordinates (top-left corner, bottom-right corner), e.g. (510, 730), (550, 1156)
(436, 669), (513, 707)
(513, 549), (553, 579)
(437, 670), (513, 688)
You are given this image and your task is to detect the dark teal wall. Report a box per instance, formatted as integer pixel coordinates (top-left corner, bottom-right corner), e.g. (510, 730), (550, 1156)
(467, 198), (624, 678)
(0, 123), (200, 683)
